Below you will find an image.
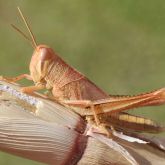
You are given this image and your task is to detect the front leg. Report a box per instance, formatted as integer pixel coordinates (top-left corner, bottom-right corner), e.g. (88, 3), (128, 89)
(0, 74), (32, 82)
(21, 83), (46, 94)
(0, 74), (46, 95)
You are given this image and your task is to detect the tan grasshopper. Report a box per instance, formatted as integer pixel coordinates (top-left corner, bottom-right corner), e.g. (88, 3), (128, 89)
(2, 7), (165, 135)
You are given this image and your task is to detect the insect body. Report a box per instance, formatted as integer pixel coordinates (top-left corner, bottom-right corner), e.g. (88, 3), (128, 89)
(30, 45), (108, 101)
(2, 7), (165, 135)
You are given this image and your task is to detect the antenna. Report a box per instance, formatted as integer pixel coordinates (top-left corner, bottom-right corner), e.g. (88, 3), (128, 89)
(11, 24), (36, 48)
(17, 7), (37, 48)
(11, 24), (31, 41)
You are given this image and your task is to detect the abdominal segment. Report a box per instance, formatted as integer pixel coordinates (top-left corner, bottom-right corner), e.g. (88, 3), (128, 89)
(96, 112), (165, 133)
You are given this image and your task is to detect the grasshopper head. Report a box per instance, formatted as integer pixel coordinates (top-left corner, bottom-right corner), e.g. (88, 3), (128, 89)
(29, 44), (56, 84)
(12, 8), (59, 85)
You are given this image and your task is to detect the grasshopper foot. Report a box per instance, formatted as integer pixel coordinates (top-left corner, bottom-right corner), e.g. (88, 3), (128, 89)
(86, 116), (114, 138)
(95, 123), (115, 138)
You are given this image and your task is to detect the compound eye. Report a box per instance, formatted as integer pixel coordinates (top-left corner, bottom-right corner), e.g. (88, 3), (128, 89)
(40, 48), (52, 62)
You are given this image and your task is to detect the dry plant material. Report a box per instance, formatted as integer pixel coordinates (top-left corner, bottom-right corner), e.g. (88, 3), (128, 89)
(0, 81), (165, 165)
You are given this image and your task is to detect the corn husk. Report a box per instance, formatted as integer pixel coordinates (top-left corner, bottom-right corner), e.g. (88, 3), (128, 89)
(0, 80), (165, 165)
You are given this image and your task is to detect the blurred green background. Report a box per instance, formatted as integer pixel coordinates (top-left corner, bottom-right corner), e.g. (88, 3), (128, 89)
(0, 0), (165, 164)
